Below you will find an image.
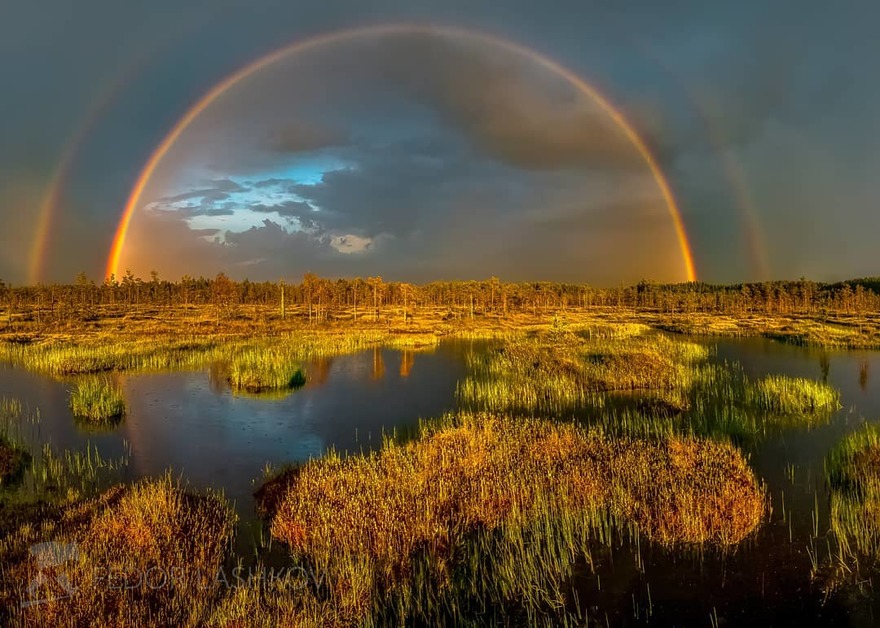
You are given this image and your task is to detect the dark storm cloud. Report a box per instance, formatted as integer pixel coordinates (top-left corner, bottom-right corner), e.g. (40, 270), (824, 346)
(366, 35), (645, 172)
(2, 0), (879, 283)
(268, 120), (351, 154)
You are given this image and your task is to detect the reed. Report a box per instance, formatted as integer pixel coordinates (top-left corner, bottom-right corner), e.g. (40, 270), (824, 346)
(457, 328), (709, 415)
(68, 376), (126, 421)
(826, 424), (880, 563)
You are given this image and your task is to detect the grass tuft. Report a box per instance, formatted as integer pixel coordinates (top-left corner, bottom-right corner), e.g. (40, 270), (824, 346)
(68, 376), (126, 421)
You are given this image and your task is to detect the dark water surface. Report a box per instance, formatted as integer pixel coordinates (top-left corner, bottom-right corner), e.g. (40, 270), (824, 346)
(2, 337), (879, 625)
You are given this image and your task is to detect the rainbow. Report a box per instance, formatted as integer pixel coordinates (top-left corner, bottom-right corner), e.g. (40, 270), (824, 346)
(630, 39), (770, 280)
(106, 24), (698, 282)
(29, 16), (197, 285)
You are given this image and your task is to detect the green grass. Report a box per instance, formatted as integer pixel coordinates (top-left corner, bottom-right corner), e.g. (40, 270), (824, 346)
(826, 424), (880, 564)
(68, 377), (126, 421)
(227, 347), (307, 393)
(649, 312), (880, 350)
(250, 413), (765, 625)
(746, 374), (841, 414)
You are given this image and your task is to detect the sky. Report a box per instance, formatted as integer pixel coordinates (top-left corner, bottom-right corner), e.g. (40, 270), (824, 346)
(1, 0), (877, 286)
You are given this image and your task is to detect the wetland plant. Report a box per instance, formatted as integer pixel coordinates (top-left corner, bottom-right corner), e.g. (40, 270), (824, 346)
(68, 376), (126, 421)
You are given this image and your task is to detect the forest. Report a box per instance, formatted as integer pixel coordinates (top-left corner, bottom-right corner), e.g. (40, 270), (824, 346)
(1, 272), (879, 324)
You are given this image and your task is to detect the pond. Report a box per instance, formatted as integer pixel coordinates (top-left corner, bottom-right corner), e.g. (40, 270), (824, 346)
(1, 336), (879, 625)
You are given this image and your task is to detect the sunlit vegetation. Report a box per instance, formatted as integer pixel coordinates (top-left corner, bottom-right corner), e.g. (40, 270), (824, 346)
(227, 347), (307, 393)
(651, 311), (880, 350)
(457, 328), (840, 440)
(249, 413), (765, 624)
(0, 338), (222, 376)
(746, 374), (840, 414)
(826, 424), (880, 564)
(68, 376), (126, 421)
(457, 328), (708, 415)
(2, 273), (879, 350)
(1, 475), (236, 626)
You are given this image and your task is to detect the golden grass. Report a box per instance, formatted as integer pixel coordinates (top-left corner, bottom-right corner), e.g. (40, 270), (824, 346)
(2, 475), (236, 627)
(457, 328), (709, 415)
(254, 414), (765, 624)
(648, 312), (880, 349)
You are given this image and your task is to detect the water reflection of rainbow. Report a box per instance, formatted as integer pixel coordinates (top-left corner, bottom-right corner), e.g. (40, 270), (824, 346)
(104, 24), (697, 282)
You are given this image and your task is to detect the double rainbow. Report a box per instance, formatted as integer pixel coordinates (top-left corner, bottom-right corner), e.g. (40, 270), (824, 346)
(104, 24), (698, 282)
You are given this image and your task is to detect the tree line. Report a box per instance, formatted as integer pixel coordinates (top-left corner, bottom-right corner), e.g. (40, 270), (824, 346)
(1, 272), (878, 323)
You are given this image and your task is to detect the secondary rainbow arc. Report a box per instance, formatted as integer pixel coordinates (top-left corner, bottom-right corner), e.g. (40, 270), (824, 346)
(105, 24), (698, 282)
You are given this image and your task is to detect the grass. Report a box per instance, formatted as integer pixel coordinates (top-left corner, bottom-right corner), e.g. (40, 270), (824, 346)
(649, 312), (880, 350)
(252, 413), (765, 624)
(68, 377), (126, 421)
(458, 328), (840, 440)
(1, 475), (236, 626)
(457, 328), (709, 415)
(826, 424), (880, 563)
(746, 374), (841, 414)
(227, 347), (307, 393)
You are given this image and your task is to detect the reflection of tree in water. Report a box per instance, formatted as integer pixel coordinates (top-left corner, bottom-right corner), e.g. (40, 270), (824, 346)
(860, 360), (870, 392)
(309, 356), (333, 387)
(399, 350), (414, 378)
(820, 353), (830, 382)
(372, 347), (385, 381)
(208, 363), (227, 394)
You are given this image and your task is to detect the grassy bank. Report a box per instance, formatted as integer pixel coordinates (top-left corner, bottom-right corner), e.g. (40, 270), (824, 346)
(250, 413), (765, 624)
(1, 475), (236, 626)
(0, 329), (438, 381)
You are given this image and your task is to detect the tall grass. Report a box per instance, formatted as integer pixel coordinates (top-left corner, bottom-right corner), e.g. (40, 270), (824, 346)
(69, 377), (126, 421)
(459, 329), (840, 440)
(252, 413), (765, 624)
(457, 329), (709, 415)
(0, 330), (411, 381)
(826, 424), (880, 563)
(227, 347), (306, 393)
(2, 475), (236, 626)
(746, 374), (840, 414)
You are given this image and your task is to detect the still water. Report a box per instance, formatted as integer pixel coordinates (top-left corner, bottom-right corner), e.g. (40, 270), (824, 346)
(1, 337), (879, 625)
